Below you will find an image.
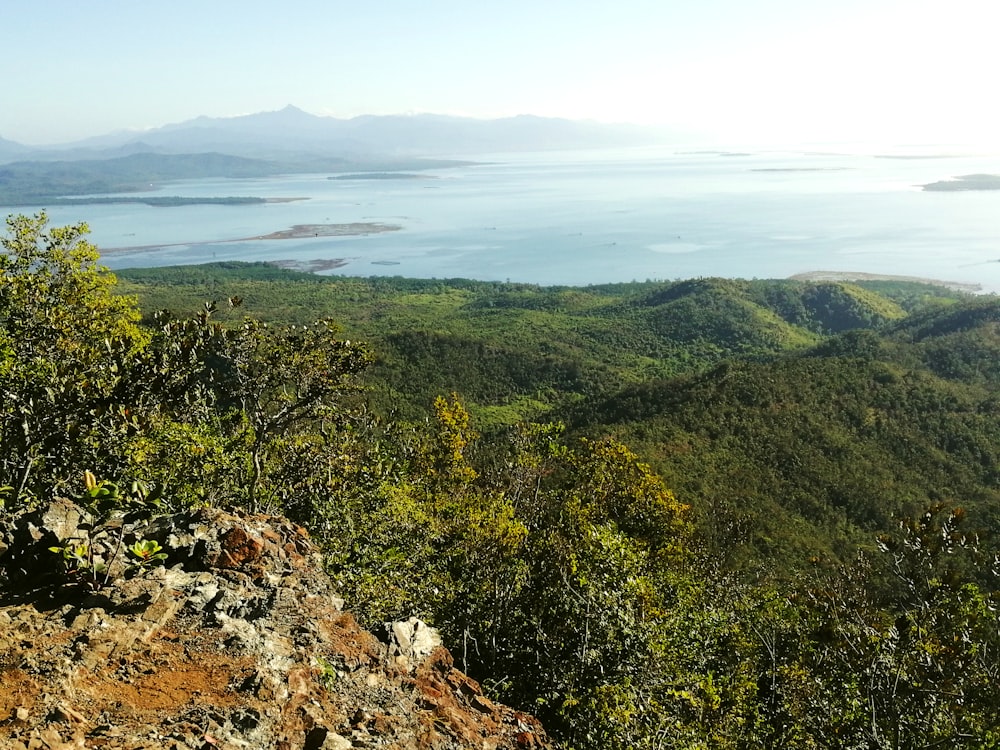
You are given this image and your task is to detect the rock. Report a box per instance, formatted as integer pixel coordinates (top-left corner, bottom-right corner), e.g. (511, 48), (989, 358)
(217, 526), (264, 570)
(0, 503), (554, 750)
(321, 733), (352, 750)
(386, 616), (443, 672)
(0, 498), (88, 589)
(38, 500), (84, 545)
(52, 704), (86, 725)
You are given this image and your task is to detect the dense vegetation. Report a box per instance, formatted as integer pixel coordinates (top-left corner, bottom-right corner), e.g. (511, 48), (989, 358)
(6, 213), (1000, 748)
(115, 265), (934, 424)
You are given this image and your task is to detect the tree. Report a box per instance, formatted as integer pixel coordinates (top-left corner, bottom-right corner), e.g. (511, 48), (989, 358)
(749, 505), (1000, 748)
(0, 213), (145, 503)
(323, 407), (695, 750)
(0, 213), (373, 513)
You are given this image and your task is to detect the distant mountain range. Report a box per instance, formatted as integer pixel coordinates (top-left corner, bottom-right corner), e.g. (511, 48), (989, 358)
(0, 106), (680, 164)
(0, 136), (32, 162)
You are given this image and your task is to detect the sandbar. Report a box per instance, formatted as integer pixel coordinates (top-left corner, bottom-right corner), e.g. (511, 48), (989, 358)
(268, 258), (349, 272)
(102, 222), (401, 254)
(255, 223), (401, 240)
(329, 173), (435, 181)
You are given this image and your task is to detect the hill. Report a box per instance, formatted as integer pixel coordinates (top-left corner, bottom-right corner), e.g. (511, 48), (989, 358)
(116, 263), (1000, 570)
(116, 265), (928, 427)
(0, 136), (30, 162)
(566, 340), (1000, 566)
(6, 216), (1000, 749)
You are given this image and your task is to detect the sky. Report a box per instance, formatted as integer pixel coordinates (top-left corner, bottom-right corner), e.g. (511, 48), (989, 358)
(5, 0), (1000, 147)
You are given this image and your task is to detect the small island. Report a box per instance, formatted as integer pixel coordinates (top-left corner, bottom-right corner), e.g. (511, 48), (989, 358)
(329, 172), (435, 181)
(253, 222), (401, 240)
(921, 174), (1000, 191)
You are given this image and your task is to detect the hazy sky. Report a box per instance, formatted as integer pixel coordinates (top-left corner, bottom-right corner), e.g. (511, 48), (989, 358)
(5, 0), (1000, 147)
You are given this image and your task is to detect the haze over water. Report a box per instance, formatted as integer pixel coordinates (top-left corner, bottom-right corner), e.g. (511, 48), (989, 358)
(17, 147), (1000, 291)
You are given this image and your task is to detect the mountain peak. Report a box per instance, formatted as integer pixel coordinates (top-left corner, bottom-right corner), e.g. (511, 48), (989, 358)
(254, 104), (318, 122)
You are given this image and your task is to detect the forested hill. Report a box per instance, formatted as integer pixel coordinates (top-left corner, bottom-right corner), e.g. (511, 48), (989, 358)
(116, 265), (945, 423)
(10, 217), (1000, 749)
(117, 262), (1000, 568)
(567, 338), (1000, 566)
(560, 294), (1000, 566)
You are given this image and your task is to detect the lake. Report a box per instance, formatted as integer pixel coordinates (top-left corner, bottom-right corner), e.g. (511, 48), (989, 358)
(7, 146), (1000, 291)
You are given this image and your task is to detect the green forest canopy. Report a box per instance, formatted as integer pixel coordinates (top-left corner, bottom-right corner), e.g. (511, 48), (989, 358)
(5, 213), (1000, 748)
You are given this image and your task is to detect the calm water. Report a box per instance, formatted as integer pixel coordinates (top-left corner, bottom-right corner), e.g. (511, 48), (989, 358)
(8, 146), (1000, 290)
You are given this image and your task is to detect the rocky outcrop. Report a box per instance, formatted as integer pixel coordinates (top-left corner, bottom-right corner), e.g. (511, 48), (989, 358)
(0, 503), (552, 750)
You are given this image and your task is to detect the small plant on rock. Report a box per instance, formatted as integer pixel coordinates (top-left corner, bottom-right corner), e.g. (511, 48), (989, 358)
(48, 471), (166, 589)
(127, 539), (168, 568)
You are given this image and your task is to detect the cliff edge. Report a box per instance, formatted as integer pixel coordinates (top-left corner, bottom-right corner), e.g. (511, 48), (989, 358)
(0, 501), (552, 750)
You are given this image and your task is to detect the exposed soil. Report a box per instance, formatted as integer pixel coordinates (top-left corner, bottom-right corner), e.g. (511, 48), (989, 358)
(0, 502), (552, 750)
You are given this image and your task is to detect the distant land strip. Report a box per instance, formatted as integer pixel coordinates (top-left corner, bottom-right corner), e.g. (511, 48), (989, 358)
(102, 222), (401, 254)
(328, 172), (435, 181)
(876, 154), (961, 160)
(10, 196), (309, 208)
(790, 270), (982, 293)
(920, 174), (1000, 191)
(750, 167), (850, 173)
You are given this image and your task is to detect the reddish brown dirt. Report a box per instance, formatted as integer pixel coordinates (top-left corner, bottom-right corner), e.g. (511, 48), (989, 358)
(0, 505), (553, 750)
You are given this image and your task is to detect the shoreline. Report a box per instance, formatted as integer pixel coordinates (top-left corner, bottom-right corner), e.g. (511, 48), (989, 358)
(789, 270), (982, 293)
(101, 222), (401, 255)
